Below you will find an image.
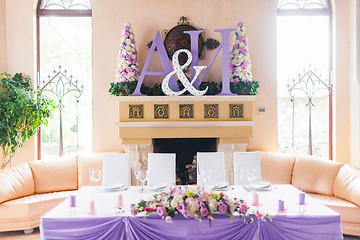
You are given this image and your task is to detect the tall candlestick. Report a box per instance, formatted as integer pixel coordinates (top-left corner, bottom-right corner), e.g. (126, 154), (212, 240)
(117, 194), (124, 208)
(278, 199), (285, 212)
(252, 192), (259, 206)
(89, 201), (96, 215)
(69, 195), (76, 208)
(299, 192), (305, 205)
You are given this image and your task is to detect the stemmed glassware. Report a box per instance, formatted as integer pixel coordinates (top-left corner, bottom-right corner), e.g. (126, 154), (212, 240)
(245, 169), (257, 184)
(133, 162), (141, 186)
(198, 165), (212, 186)
(89, 168), (102, 192)
(139, 170), (148, 192)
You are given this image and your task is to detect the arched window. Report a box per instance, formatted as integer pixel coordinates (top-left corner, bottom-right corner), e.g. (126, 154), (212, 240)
(277, 0), (333, 159)
(36, 0), (92, 160)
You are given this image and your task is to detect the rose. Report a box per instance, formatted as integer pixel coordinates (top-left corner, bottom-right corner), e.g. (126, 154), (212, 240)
(177, 202), (186, 213)
(124, 31), (130, 38)
(218, 202), (228, 214)
(200, 207), (208, 217)
(236, 22), (243, 28)
(238, 202), (248, 214)
(144, 207), (154, 213)
(256, 211), (264, 219)
(156, 206), (166, 217)
(182, 210), (190, 218)
(165, 216), (173, 223)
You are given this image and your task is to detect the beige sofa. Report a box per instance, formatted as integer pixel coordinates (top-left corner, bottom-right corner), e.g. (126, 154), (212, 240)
(0, 151), (359, 236)
(0, 153), (103, 232)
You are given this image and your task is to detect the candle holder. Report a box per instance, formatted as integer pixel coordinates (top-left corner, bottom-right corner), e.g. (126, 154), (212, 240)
(299, 192), (306, 213)
(69, 195), (77, 215)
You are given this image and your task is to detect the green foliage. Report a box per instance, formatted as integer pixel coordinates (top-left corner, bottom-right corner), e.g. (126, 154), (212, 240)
(109, 80), (259, 96)
(0, 73), (56, 168)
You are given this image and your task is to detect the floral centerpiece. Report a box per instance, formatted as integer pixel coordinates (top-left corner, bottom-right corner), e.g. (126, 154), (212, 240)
(130, 186), (250, 223)
(109, 22), (141, 96)
(229, 22), (259, 95)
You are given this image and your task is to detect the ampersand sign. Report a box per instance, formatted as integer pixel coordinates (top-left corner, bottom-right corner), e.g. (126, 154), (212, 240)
(162, 49), (208, 96)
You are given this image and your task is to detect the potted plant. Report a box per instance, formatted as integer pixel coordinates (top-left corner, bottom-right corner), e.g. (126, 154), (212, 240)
(0, 73), (55, 169)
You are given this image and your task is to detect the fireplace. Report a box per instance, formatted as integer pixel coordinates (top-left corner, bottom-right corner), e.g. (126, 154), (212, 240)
(153, 138), (218, 184)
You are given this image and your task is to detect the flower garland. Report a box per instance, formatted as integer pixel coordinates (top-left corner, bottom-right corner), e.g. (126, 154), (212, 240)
(130, 186), (253, 223)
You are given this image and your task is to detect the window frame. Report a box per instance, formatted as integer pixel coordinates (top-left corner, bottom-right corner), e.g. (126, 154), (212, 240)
(277, 0), (333, 159)
(36, 0), (92, 160)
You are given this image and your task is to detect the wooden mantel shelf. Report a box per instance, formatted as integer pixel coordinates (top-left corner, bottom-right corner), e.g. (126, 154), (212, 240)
(115, 120), (258, 128)
(117, 95), (258, 102)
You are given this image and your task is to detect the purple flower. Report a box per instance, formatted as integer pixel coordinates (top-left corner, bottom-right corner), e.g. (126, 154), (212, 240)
(125, 26), (130, 30)
(157, 207), (166, 217)
(233, 44), (239, 50)
(237, 35), (245, 42)
(120, 72), (127, 78)
(131, 59), (137, 65)
(244, 39), (248, 45)
(234, 78), (240, 83)
(238, 202), (248, 215)
(177, 202), (186, 213)
(182, 210), (190, 218)
(165, 216), (173, 223)
(239, 47), (246, 54)
(119, 54), (125, 58)
(241, 61), (248, 70)
(124, 31), (130, 38)
(120, 44), (125, 49)
(218, 202), (228, 214)
(232, 67), (236, 73)
(237, 22), (243, 28)
(126, 67), (133, 72)
(135, 50), (138, 55)
(126, 55), (132, 61)
(200, 207), (208, 217)
(131, 39), (135, 44)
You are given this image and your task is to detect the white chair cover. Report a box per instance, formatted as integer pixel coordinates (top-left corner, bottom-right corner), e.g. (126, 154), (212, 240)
(233, 151), (261, 185)
(147, 153), (176, 186)
(197, 152), (225, 186)
(102, 153), (131, 187)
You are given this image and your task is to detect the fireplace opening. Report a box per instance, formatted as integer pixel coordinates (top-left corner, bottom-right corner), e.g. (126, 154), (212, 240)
(153, 138), (218, 185)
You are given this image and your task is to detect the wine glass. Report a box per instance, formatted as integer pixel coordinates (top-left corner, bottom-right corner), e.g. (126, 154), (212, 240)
(139, 170), (148, 192)
(89, 168), (95, 187)
(92, 169), (102, 192)
(245, 169), (257, 184)
(133, 162), (141, 186)
(198, 165), (212, 186)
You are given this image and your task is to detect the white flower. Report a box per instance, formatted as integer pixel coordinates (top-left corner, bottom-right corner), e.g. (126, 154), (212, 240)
(126, 46), (131, 51)
(126, 39), (131, 45)
(239, 42), (245, 47)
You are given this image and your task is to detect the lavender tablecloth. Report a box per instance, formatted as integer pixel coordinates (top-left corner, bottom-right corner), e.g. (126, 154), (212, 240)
(40, 185), (343, 240)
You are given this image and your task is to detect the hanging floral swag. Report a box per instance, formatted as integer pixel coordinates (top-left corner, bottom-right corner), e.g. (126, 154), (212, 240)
(130, 186), (271, 224)
(109, 80), (259, 96)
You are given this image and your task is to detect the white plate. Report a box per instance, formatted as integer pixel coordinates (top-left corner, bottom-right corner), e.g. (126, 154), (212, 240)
(148, 183), (168, 191)
(102, 183), (125, 192)
(212, 182), (230, 190)
(245, 181), (272, 190)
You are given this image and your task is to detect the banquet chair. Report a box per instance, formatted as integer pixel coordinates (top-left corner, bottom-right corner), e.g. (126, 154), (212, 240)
(197, 152), (225, 185)
(233, 151), (261, 185)
(147, 153), (176, 185)
(102, 153), (131, 187)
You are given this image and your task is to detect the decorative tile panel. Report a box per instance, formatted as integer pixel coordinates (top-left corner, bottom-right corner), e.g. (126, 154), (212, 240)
(154, 104), (169, 119)
(204, 104), (219, 118)
(229, 104), (244, 118)
(179, 104), (194, 118)
(129, 104), (144, 119)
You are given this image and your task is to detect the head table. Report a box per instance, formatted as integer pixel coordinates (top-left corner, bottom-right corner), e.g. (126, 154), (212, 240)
(40, 184), (342, 240)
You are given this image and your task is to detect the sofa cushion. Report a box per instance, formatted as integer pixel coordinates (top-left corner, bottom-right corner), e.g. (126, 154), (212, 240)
(260, 152), (296, 184)
(0, 190), (76, 231)
(307, 193), (360, 225)
(292, 155), (342, 196)
(0, 163), (34, 204)
(29, 156), (78, 194)
(333, 164), (360, 207)
(77, 152), (103, 187)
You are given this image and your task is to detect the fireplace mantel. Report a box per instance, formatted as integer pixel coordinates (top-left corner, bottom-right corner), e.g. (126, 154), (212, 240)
(116, 95), (258, 144)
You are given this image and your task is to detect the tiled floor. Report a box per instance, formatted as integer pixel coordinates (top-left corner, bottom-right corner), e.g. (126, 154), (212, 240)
(0, 228), (359, 240)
